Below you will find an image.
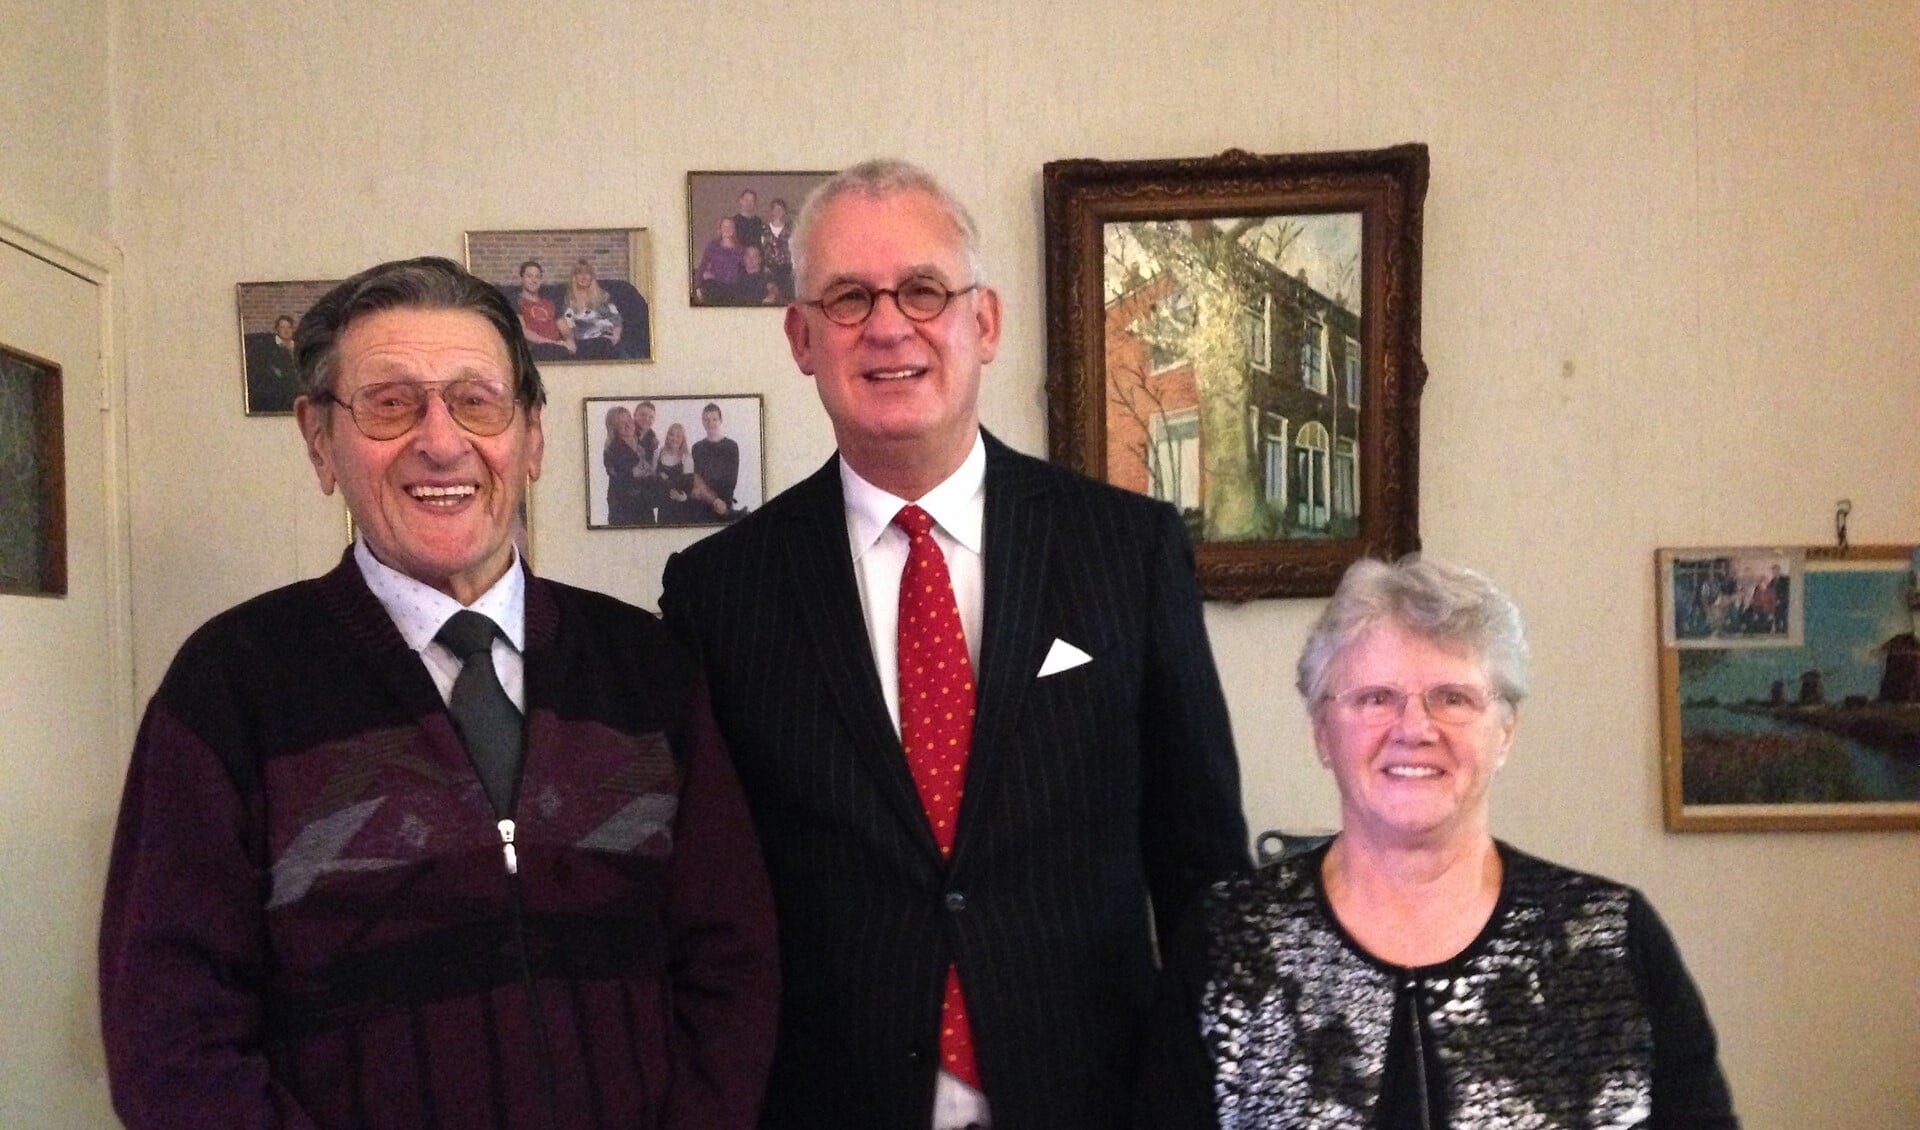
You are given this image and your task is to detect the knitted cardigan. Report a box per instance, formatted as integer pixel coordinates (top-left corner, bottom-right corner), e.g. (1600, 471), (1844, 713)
(1135, 841), (1738, 1129)
(100, 552), (779, 1130)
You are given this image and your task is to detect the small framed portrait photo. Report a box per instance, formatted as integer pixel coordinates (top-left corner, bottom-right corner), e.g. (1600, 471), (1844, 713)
(235, 279), (341, 415)
(687, 170), (833, 307)
(584, 394), (764, 529)
(465, 228), (655, 363)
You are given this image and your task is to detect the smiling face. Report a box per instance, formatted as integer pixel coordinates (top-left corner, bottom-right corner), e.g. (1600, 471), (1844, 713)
(519, 264), (543, 294)
(1312, 622), (1515, 852)
(295, 306), (543, 604)
(783, 188), (1001, 497)
(609, 405), (635, 442)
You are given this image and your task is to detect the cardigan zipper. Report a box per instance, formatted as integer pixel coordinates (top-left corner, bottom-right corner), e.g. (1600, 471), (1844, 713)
(497, 818), (518, 874)
(499, 813), (556, 1122)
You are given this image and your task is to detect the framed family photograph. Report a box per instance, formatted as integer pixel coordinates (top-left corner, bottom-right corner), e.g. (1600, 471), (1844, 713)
(1657, 545), (1920, 832)
(1661, 546), (1804, 648)
(1043, 145), (1429, 601)
(0, 341), (66, 596)
(583, 394), (764, 529)
(465, 228), (654, 363)
(687, 170), (832, 307)
(236, 279), (340, 415)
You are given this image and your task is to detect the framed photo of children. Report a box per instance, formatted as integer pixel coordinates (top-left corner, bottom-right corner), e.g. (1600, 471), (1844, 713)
(687, 171), (832, 307)
(1042, 145), (1429, 601)
(464, 228), (654, 363)
(235, 279), (341, 415)
(583, 394), (765, 529)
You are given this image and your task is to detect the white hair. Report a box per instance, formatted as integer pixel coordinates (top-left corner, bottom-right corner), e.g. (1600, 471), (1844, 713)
(788, 158), (987, 299)
(1296, 555), (1531, 708)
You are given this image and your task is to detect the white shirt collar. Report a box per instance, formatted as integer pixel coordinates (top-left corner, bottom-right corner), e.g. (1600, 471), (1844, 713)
(840, 431), (987, 561)
(353, 537), (527, 653)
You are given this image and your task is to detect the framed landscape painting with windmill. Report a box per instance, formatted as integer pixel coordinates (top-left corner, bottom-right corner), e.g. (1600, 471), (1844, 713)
(1657, 545), (1920, 831)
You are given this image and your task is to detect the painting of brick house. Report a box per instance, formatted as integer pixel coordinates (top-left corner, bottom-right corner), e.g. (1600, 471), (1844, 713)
(1103, 214), (1363, 542)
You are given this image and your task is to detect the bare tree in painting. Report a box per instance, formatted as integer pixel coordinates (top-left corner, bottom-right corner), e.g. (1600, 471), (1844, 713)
(1328, 255), (1358, 313)
(1103, 253), (1191, 508)
(1109, 218), (1302, 542)
(1107, 356), (1182, 504)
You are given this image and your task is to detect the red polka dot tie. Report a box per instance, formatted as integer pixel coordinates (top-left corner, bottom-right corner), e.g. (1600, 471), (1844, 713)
(893, 504), (982, 1091)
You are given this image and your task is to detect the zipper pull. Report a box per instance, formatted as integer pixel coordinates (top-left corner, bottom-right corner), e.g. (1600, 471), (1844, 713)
(497, 818), (518, 875)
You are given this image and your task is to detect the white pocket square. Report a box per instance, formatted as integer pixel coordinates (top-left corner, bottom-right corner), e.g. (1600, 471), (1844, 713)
(1037, 638), (1093, 678)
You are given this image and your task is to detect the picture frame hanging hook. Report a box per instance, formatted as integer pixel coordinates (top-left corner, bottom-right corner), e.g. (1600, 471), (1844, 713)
(1835, 499), (1852, 550)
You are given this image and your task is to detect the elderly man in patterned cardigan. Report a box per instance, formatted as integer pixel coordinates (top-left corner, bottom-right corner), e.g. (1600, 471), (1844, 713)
(99, 256), (778, 1130)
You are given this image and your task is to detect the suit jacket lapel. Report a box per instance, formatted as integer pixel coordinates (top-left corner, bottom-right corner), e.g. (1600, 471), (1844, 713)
(959, 434), (1055, 851)
(780, 456), (944, 860)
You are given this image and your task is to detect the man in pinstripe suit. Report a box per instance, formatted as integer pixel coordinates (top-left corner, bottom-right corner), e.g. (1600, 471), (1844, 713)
(660, 160), (1250, 1130)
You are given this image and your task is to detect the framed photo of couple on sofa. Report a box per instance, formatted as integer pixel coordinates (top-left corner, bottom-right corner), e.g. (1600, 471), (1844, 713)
(465, 228), (655, 364)
(583, 394), (764, 529)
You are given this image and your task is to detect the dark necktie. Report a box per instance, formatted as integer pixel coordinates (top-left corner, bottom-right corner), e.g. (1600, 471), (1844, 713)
(892, 504), (982, 1091)
(436, 610), (524, 816)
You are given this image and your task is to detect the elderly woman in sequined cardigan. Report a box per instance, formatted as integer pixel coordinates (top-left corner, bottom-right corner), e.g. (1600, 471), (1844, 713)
(1135, 556), (1739, 1129)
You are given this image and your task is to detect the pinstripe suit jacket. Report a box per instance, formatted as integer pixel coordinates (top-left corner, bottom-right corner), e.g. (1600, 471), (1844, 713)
(660, 432), (1249, 1129)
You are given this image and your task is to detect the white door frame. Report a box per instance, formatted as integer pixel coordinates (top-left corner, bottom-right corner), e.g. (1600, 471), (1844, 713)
(1, 214), (133, 751)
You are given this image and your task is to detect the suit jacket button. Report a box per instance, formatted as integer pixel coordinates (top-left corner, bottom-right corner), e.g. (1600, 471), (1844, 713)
(944, 890), (967, 913)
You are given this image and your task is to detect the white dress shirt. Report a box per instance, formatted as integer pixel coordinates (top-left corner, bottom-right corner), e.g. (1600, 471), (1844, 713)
(353, 538), (528, 710)
(839, 432), (992, 1130)
(841, 433), (987, 734)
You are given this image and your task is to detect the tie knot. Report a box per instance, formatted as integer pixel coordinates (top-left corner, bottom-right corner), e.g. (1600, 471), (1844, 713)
(893, 504), (935, 539)
(436, 610), (502, 660)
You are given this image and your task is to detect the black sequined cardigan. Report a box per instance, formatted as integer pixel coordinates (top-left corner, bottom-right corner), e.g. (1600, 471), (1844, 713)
(1134, 840), (1738, 1129)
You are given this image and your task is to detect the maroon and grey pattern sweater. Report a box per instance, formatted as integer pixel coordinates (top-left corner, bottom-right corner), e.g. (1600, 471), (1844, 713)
(100, 553), (779, 1129)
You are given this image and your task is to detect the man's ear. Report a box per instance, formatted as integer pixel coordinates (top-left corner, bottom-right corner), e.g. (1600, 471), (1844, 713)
(524, 404), (545, 483)
(974, 284), (1003, 365)
(784, 304), (815, 376)
(294, 396), (336, 495)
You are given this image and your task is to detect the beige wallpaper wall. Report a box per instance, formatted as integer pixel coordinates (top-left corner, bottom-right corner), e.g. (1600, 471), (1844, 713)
(7, 1), (1919, 1125)
(0, 0), (110, 243)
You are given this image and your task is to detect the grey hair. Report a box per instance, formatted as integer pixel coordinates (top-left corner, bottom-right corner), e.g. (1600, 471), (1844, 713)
(1296, 555), (1531, 708)
(294, 255), (546, 410)
(788, 158), (987, 299)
